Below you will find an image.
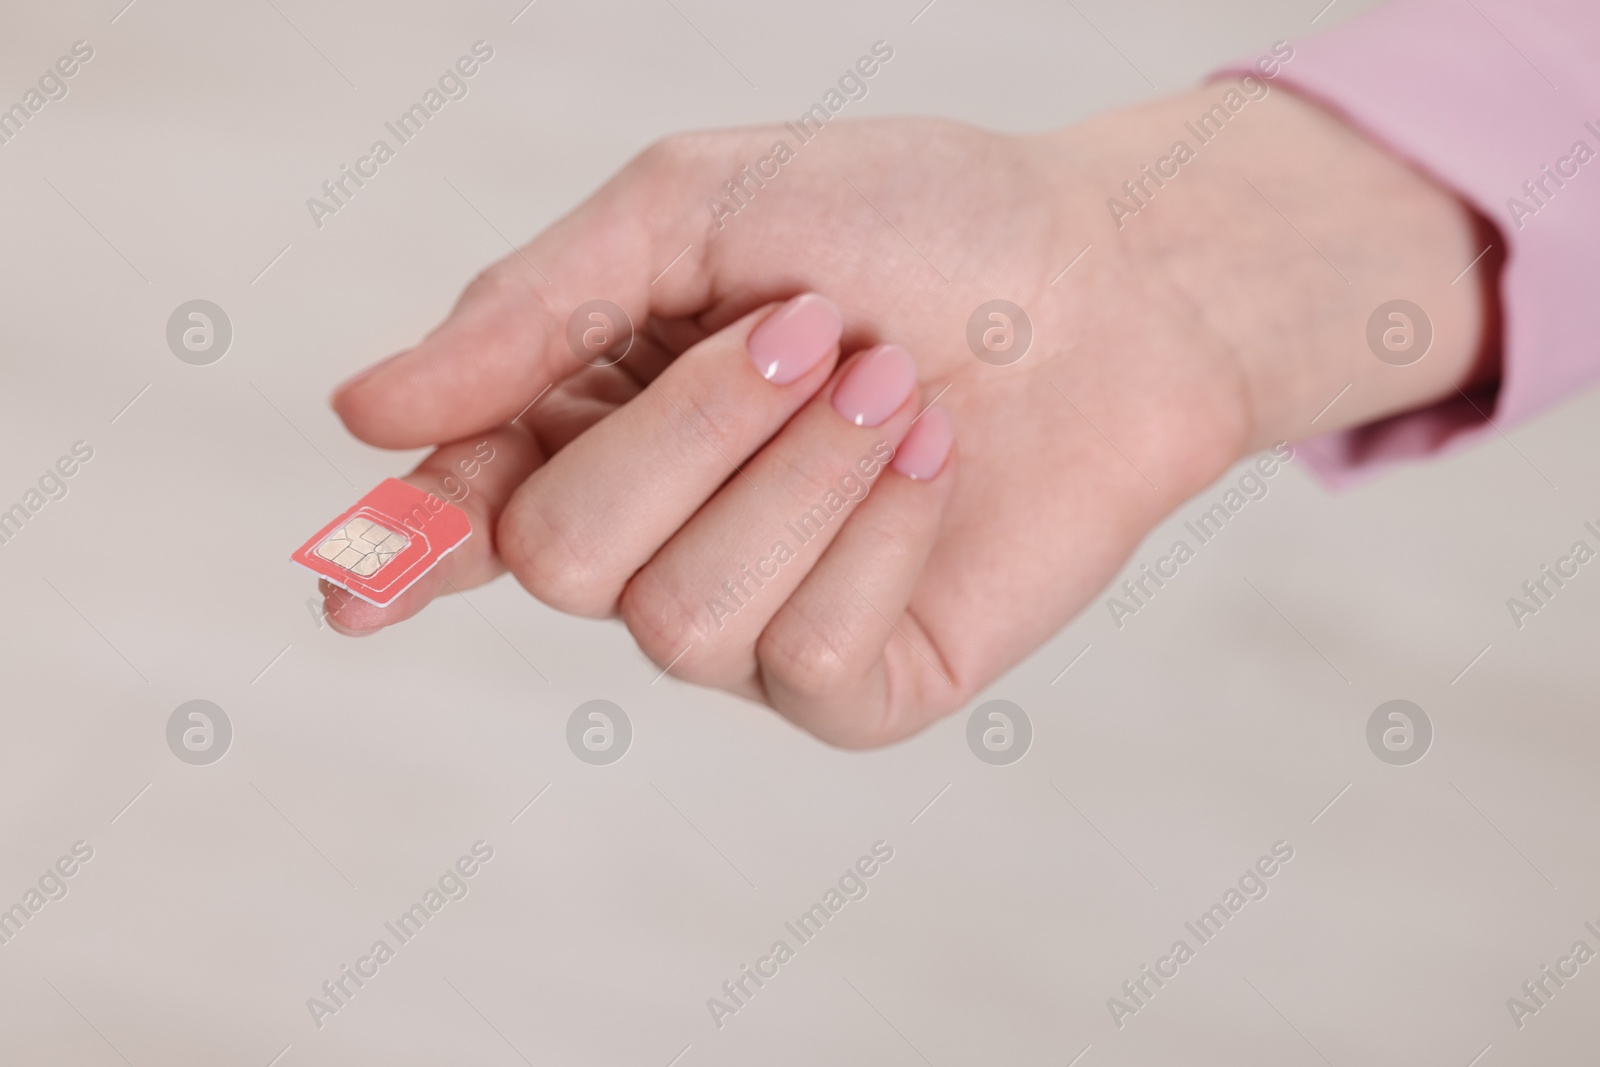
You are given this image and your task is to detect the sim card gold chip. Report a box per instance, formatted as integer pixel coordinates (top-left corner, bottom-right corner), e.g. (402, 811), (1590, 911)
(292, 478), (473, 607)
(313, 517), (410, 578)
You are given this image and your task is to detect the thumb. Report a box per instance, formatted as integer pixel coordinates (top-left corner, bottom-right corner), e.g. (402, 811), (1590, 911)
(331, 134), (764, 450)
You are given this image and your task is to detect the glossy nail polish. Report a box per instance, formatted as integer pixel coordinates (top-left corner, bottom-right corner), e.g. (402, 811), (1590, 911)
(746, 293), (843, 385)
(831, 344), (917, 427)
(891, 407), (953, 480)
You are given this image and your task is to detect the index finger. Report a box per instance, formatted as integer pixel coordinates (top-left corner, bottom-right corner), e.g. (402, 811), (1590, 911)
(321, 423), (542, 634)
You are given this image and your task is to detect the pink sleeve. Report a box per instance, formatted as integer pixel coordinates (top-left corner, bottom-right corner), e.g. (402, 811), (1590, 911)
(1235, 0), (1600, 484)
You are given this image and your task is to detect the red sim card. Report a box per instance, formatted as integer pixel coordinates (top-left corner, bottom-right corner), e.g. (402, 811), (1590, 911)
(291, 478), (472, 607)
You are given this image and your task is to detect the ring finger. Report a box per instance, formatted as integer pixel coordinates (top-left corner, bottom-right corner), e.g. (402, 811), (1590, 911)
(618, 342), (925, 694)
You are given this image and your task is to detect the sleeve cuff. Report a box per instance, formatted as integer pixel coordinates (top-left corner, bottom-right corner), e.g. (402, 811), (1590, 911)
(1223, 0), (1600, 485)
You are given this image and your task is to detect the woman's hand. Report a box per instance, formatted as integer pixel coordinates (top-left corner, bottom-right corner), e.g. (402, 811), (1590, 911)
(327, 82), (1494, 747)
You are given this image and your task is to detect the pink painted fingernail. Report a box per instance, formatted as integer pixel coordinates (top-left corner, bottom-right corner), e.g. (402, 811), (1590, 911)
(747, 294), (843, 385)
(892, 407), (954, 481)
(831, 344), (917, 428)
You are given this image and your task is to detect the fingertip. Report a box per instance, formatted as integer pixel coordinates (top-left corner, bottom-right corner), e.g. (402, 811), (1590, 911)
(747, 293), (844, 385)
(329, 349), (421, 448)
(329, 276), (553, 448)
(318, 566), (448, 636)
(324, 612), (376, 638)
(330, 349), (405, 406)
(891, 406), (955, 481)
(319, 579), (382, 636)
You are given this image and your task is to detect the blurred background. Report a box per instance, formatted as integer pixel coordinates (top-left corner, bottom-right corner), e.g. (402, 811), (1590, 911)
(3, 0), (1598, 1063)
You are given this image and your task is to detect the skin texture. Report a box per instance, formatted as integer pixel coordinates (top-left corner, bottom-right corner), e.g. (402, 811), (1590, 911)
(327, 81), (1497, 748)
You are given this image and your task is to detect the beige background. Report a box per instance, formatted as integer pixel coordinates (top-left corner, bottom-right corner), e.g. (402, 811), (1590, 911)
(2, 0), (1598, 1064)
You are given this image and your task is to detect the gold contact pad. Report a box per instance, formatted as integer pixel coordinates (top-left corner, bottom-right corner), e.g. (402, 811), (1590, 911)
(314, 517), (410, 577)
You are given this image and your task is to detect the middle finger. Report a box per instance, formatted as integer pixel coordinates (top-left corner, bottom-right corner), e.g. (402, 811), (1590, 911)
(496, 293), (846, 617)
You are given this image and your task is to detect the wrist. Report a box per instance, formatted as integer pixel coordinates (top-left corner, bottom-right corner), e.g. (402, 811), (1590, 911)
(1047, 83), (1500, 461)
(1215, 84), (1500, 451)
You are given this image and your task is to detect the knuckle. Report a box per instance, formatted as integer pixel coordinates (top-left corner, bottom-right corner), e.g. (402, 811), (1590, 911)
(768, 451), (840, 508)
(630, 132), (720, 178)
(658, 388), (751, 468)
(455, 260), (558, 345)
(619, 568), (714, 671)
(819, 716), (900, 751)
(787, 680), (906, 750)
(757, 609), (858, 705)
(630, 138), (695, 185)
(497, 504), (614, 617)
(462, 257), (535, 307)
